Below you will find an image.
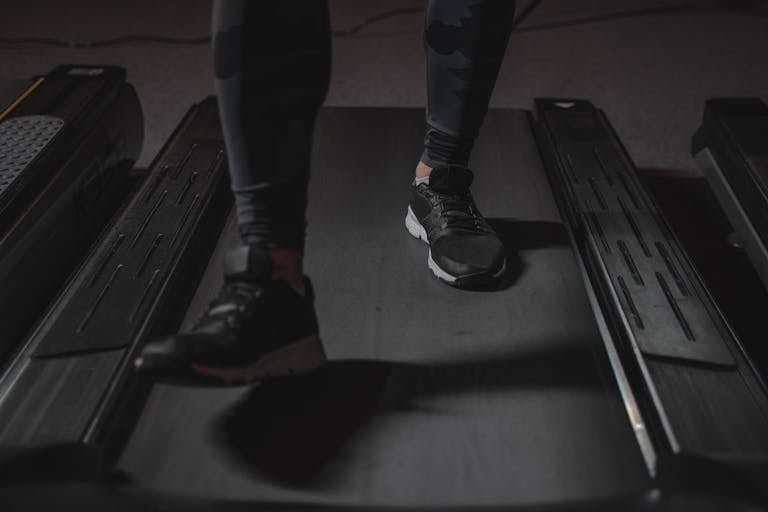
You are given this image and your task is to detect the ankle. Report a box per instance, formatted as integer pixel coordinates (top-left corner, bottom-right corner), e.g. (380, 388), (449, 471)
(415, 161), (433, 179)
(267, 249), (305, 294)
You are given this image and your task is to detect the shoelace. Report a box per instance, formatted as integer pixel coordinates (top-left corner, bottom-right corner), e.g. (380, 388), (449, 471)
(196, 281), (263, 324)
(430, 189), (492, 233)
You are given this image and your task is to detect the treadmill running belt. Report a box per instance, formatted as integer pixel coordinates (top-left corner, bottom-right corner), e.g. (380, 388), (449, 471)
(118, 108), (649, 506)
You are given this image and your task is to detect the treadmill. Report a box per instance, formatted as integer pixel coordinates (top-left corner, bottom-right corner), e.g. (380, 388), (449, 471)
(0, 65), (143, 366)
(0, 96), (766, 510)
(693, 98), (768, 295)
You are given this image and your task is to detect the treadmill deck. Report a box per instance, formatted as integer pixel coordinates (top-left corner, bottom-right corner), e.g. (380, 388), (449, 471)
(118, 108), (649, 506)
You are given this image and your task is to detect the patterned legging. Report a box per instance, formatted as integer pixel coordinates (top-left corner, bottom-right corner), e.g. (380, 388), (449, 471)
(212, 0), (517, 253)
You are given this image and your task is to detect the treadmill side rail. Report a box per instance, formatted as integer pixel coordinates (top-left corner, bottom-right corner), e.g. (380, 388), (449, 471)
(0, 97), (231, 445)
(532, 98), (768, 473)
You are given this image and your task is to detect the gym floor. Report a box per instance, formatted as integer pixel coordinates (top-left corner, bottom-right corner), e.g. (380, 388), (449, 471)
(2, 0), (767, 172)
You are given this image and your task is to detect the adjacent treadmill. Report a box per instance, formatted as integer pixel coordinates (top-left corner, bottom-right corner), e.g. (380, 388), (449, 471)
(0, 65), (143, 365)
(693, 98), (768, 296)
(0, 97), (765, 509)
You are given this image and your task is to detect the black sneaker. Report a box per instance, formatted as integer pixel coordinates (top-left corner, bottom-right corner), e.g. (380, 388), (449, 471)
(405, 165), (506, 288)
(134, 245), (326, 385)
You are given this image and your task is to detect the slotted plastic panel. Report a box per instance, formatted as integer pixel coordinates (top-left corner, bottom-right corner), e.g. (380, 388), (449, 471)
(538, 99), (734, 366)
(536, 98), (768, 461)
(31, 98), (229, 357)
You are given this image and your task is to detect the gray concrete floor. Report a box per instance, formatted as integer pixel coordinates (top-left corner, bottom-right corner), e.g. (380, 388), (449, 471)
(2, 1), (766, 171)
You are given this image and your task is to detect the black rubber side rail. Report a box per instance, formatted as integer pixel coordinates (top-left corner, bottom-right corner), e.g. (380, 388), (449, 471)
(0, 65), (143, 363)
(33, 102), (227, 356)
(0, 97), (231, 445)
(692, 98), (768, 292)
(532, 99), (768, 471)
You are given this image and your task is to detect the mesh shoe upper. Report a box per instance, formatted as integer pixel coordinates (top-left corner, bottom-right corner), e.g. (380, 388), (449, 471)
(410, 165), (505, 278)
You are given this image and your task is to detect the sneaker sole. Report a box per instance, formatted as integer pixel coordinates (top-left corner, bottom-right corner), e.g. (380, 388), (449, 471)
(405, 206), (506, 287)
(189, 334), (327, 385)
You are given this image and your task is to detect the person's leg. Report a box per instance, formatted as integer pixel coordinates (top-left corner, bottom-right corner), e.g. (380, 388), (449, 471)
(419, 0), (516, 176)
(215, 0), (330, 293)
(136, 0), (331, 384)
(406, 0), (516, 288)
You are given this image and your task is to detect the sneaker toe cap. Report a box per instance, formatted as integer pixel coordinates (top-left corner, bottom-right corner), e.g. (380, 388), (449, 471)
(135, 333), (220, 373)
(136, 334), (240, 385)
(432, 234), (506, 277)
(134, 335), (188, 373)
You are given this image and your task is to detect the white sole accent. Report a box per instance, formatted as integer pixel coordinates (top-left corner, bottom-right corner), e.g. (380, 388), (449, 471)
(406, 206), (506, 285)
(405, 205), (429, 242)
(406, 206), (457, 283)
(191, 334), (327, 385)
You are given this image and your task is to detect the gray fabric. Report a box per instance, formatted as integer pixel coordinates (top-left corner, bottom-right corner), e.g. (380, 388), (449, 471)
(421, 0), (517, 168)
(211, 0), (331, 252)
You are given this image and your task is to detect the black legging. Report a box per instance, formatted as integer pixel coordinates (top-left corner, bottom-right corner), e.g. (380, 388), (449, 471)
(212, 0), (516, 254)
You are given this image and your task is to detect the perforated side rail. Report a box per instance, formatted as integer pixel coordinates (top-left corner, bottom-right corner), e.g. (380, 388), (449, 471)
(0, 116), (64, 196)
(692, 98), (768, 292)
(541, 102), (732, 366)
(0, 97), (231, 445)
(34, 108), (226, 356)
(533, 98), (768, 465)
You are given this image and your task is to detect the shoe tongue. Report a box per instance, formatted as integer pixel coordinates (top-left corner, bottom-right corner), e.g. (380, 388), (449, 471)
(223, 245), (272, 281)
(428, 165), (474, 193)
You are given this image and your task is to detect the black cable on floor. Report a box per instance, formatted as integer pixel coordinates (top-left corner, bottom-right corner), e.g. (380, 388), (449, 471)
(0, 34), (211, 48)
(0, 1), (762, 49)
(514, 0), (760, 34)
(332, 7), (424, 37)
(0, 6), (425, 48)
(513, 0), (545, 30)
